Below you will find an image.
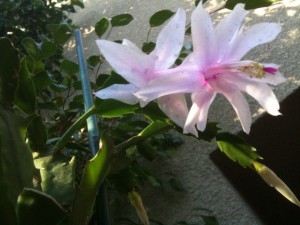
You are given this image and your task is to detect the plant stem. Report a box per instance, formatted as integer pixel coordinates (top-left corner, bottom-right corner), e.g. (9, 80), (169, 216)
(53, 106), (96, 153)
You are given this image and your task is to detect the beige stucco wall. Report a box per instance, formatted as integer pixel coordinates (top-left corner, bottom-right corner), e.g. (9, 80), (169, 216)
(66, 0), (300, 224)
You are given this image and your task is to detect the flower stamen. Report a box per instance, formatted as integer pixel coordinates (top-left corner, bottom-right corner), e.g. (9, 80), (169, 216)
(240, 62), (265, 79)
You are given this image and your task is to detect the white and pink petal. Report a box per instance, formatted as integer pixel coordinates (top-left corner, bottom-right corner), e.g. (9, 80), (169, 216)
(95, 84), (139, 105)
(150, 8), (186, 70)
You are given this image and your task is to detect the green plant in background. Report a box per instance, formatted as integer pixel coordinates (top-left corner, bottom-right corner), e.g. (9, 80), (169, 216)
(0, 0), (297, 225)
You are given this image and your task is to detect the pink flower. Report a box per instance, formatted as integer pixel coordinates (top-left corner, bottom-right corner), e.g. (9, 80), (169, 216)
(95, 9), (197, 134)
(136, 3), (286, 135)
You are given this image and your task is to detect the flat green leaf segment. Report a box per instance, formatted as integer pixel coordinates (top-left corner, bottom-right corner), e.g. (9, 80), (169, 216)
(17, 189), (67, 225)
(111, 14), (134, 27)
(0, 107), (35, 208)
(95, 98), (138, 117)
(216, 132), (261, 168)
(0, 38), (20, 104)
(225, 0), (280, 9)
(15, 59), (36, 114)
(95, 18), (109, 38)
(149, 10), (175, 27)
(70, 133), (113, 225)
(34, 155), (76, 205)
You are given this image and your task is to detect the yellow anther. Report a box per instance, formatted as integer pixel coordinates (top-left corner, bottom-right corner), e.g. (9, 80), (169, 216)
(240, 63), (265, 79)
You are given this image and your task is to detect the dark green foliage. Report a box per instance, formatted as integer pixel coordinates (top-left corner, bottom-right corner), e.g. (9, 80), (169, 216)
(216, 132), (262, 168)
(149, 10), (175, 27)
(0, 38), (20, 104)
(225, 0), (279, 10)
(16, 189), (67, 225)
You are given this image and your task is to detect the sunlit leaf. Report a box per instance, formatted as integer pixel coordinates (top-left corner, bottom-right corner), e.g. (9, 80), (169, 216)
(111, 14), (134, 27)
(225, 0), (279, 10)
(70, 133), (113, 225)
(95, 18), (110, 37)
(216, 132), (262, 168)
(16, 189), (67, 225)
(34, 155), (76, 205)
(15, 59), (36, 114)
(0, 38), (20, 104)
(149, 10), (174, 27)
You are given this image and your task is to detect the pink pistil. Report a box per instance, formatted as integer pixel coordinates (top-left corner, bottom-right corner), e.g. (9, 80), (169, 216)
(263, 67), (277, 74)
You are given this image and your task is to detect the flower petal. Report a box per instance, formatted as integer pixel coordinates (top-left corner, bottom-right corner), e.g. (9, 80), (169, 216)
(150, 8), (186, 70)
(191, 2), (216, 68)
(136, 70), (201, 106)
(122, 39), (144, 54)
(211, 79), (252, 133)
(215, 4), (248, 62)
(222, 74), (281, 116)
(183, 102), (200, 136)
(95, 84), (139, 104)
(227, 23), (282, 61)
(96, 40), (152, 87)
(158, 94), (197, 136)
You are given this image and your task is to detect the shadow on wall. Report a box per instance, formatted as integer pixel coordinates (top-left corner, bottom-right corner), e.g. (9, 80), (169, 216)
(211, 87), (300, 225)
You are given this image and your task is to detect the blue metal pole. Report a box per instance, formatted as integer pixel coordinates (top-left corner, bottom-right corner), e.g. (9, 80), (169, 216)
(74, 29), (99, 156)
(74, 29), (111, 225)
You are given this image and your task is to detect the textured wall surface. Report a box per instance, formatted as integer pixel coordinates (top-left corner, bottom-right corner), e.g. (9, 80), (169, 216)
(66, 0), (300, 224)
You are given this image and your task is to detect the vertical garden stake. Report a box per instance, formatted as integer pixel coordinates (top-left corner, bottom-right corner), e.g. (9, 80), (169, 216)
(74, 29), (111, 225)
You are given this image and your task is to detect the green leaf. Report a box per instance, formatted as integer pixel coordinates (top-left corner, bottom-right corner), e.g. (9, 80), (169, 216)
(0, 107), (35, 208)
(37, 102), (60, 111)
(169, 177), (185, 192)
(95, 17), (110, 37)
(201, 215), (219, 225)
(41, 41), (57, 59)
(216, 132), (262, 168)
(95, 98), (138, 118)
(60, 59), (79, 76)
(140, 121), (170, 137)
(100, 71), (128, 89)
(195, 0), (208, 6)
(149, 10), (174, 27)
(33, 71), (53, 89)
(71, 0), (84, 8)
(15, 59), (36, 114)
(142, 42), (156, 53)
(47, 24), (72, 44)
(24, 55), (45, 74)
(137, 101), (169, 122)
(27, 115), (48, 151)
(70, 132), (113, 225)
(22, 37), (40, 60)
(87, 55), (101, 68)
(225, 0), (279, 10)
(196, 122), (220, 142)
(16, 189), (67, 225)
(111, 14), (134, 27)
(0, 37), (20, 104)
(0, 135), (18, 225)
(96, 74), (109, 87)
(34, 155), (76, 205)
